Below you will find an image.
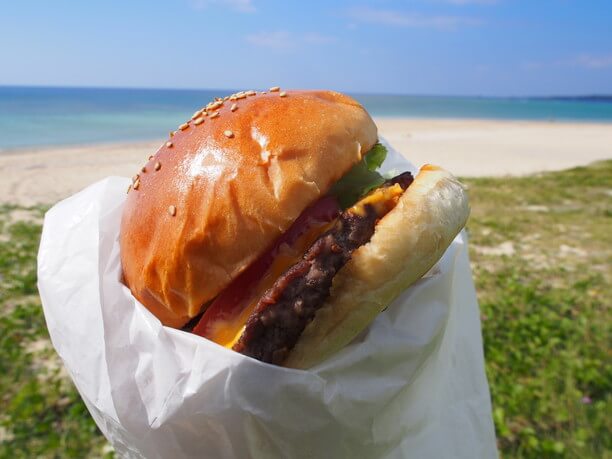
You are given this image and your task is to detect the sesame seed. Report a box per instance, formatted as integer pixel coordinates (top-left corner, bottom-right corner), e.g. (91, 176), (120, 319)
(191, 110), (202, 120)
(148, 155), (154, 160)
(154, 162), (161, 171)
(132, 174), (139, 183)
(215, 97), (222, 102)
(141, 166), (147, 173)
(260, 150), (271, 163)
(269, 86), (280, 92)
(279, 91), (287, 97)
(133, 179), (140, 190)
(210, 111), (220, 119)
(168, 205), (177, 216)
(224, 130), (234, 138)
(166, 141), (173, 148)
(236, 93), (247, 99)
(194, 117), (205, 126)
(246, 90), (256, 96)
(179, 123), (189, 131)
(229, 96), (237, 101)
(224, 96), (229, 101)
(127, 184), (132, 194)
(169, 131), (174, 138)
(231, 103), (238, 112)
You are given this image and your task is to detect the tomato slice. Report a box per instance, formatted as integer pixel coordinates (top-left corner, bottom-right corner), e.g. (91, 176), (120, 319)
(193, 195), (340, 339)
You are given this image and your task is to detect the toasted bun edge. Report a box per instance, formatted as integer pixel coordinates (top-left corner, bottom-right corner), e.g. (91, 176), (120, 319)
(284, 165), (470, 369)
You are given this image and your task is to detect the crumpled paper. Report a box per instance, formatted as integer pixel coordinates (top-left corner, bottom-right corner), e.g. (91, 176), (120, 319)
(38, 143), (497, 458)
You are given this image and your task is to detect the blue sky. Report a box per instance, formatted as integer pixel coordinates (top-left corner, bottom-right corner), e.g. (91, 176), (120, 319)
(2, 0), (611, 95)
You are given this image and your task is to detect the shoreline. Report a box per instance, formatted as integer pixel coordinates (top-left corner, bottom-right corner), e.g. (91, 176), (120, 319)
(2, 117), (612, 156)
(1, 118), (611, 206)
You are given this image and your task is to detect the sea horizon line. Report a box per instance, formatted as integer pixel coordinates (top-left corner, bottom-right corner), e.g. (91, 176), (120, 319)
(1, 84), (611, 102)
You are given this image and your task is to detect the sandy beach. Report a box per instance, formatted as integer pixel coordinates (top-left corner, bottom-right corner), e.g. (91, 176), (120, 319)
(1, 118), (611, 206)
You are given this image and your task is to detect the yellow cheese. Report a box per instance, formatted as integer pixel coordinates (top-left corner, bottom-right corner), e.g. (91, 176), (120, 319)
(211, 250), (303, 348)
(349, 183), (403, 217)
(208, 221), (333, 348)
(210, 184), (405, 348)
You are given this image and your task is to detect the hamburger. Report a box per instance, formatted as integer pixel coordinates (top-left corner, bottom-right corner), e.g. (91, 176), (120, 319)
(120, 89), (469, 369)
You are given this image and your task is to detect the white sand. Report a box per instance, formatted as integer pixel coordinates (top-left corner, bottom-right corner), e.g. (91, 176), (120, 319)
(1, 119), (611, 206)
(376, 118), (612, 177)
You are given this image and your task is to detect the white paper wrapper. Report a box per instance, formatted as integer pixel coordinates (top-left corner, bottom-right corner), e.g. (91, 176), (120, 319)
(38, 145), (497, 458)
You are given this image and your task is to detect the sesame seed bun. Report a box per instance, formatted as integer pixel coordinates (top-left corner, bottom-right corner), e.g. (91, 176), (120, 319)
(284, 165), (470, 369)
(120, 90), (378, 328)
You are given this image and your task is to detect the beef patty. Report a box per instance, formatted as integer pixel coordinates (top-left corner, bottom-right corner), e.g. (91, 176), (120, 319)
(233, 171), (414, 364)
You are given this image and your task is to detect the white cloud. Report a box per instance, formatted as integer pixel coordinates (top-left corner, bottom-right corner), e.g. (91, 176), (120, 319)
(345, 7), (482, 29)
(246, 31), (294, 50)
(524, 54), (612, 70)
(246, 31), (336, 50)
(573, 54), (612, 69)
(303, 33), (336, 45)
(189, 0), (255, 13)
(521, 61), (544, 70)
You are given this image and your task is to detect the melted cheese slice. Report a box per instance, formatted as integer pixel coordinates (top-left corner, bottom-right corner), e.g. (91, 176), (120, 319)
(207, 221), (333, 348)
(209, 183), (405, 348)
(349, 183), (404, 217)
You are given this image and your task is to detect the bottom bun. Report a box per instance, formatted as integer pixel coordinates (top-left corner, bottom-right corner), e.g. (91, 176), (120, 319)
(284, 165), (470, 369)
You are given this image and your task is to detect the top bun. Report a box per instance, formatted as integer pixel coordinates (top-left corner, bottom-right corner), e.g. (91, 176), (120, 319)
(120, 90), (378, 327)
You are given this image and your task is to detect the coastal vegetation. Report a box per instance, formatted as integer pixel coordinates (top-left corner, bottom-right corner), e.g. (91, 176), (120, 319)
(0, 161), (610, 458)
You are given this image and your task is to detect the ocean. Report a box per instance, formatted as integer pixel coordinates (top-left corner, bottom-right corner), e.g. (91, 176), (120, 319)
(1, 86), (611, 150)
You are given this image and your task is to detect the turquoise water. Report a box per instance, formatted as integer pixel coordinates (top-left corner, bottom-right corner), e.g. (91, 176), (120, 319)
(1, 86), (611, 150)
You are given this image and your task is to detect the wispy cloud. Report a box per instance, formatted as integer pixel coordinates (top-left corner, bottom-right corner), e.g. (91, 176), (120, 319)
(246, 31), (336, 50)
(345, 7), (482, 29)
(303, 33), (336, 45)
(524, 53), (612, 70)
(189, 0), (255, 13)
(246, 31), (293, 50)
(573, 54), (612, 69)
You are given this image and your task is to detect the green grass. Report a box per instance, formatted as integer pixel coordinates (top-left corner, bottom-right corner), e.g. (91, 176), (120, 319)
(0, 162), (610, 458)
(464, 160), (611, 458)
(0, 205), (111, 458)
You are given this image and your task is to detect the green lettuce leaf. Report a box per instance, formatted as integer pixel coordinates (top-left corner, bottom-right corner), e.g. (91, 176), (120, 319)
(364, 142), (387, 171)
(329, 143), (388, 208)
